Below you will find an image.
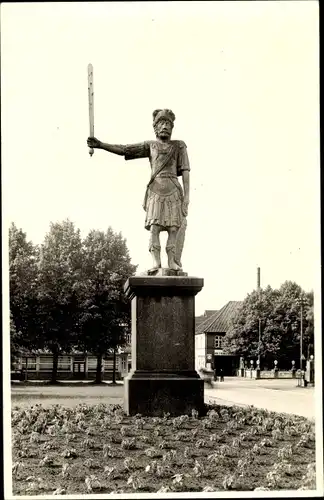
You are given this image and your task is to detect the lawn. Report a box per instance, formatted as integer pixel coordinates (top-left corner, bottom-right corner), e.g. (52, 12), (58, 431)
(11, 402), (316, 495)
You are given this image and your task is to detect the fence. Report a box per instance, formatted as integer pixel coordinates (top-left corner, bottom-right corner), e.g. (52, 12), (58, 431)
(12, 353), (130, 381)
(237, 369), (298, 379)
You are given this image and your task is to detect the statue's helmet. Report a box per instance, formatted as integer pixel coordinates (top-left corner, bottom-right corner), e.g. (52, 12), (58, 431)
(153, 109), (176, 128)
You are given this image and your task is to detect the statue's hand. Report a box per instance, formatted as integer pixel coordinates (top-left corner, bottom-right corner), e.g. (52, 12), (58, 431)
(87, 137), (102, 149)
(182, 199), (189, 217)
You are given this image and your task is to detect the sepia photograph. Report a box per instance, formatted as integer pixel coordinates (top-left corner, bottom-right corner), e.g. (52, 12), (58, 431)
(1, 1), (322, 498)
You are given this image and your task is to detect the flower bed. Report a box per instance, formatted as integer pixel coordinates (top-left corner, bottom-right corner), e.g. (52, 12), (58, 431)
(11, 402), (316, 494)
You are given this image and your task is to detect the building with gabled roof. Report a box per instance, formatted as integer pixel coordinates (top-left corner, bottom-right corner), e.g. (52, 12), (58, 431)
(203, 301), (242, 333)
(195, 309), (218, 329)
(195, 301), (243, 376)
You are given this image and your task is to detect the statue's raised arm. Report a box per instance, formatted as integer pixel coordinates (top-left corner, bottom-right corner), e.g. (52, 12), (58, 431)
(87, 137), (126, 156)
(87, 109), (190, 275)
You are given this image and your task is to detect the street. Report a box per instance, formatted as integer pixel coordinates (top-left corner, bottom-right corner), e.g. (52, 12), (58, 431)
(204, 377), (315, 419)
(11, 377), (315, 419)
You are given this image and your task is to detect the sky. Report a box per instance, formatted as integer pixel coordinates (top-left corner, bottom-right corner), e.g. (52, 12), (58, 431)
(1, 1), (320, 315)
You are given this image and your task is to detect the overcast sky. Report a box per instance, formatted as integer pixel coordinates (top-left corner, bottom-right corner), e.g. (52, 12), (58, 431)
(1, 1), (319, 315)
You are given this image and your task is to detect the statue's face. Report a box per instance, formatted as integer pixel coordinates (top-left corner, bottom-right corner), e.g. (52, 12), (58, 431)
(155, 119), (173, 140)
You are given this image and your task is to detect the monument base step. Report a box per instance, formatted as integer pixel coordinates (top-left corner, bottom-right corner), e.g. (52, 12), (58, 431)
(124, 370), (204, 416)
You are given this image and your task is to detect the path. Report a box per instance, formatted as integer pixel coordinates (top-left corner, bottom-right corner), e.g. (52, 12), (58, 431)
(11, 382), (124, 408)
(204, 377), (315, 419)
(11, 377), (315, 418)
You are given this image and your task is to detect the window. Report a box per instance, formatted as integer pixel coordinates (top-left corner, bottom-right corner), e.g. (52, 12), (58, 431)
(58, 356), (71, 371)
(197, 356), (205, 369)
(22, 357), (36, 370)
(87, 357), (97, 369)
(39, 356), (52, 371)
(214, 336), (223, 349)
(104, 358), (114, 370)
(196, 334), (204, 349)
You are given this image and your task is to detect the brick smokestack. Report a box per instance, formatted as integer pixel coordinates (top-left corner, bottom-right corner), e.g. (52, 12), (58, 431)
(257, 267), (261, 291)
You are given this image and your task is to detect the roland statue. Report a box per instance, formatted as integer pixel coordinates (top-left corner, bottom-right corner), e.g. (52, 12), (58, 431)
(87, 109), (190, 274)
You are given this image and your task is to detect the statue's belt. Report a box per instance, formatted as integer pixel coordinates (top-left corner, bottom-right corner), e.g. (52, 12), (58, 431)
(144, 176), (183, 203)
(147, 179), (182, 198)
(155, 172), (177, 178)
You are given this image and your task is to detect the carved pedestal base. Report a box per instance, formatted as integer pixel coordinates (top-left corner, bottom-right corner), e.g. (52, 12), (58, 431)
(124, 371), (203, 416)
(123, 276), (204, 416)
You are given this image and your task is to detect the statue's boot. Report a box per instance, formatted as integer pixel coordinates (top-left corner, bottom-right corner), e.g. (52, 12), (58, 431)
(166, 244), (181, 271)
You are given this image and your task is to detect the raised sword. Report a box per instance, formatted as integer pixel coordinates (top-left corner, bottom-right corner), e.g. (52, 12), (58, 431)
(88, 63), (94, 157)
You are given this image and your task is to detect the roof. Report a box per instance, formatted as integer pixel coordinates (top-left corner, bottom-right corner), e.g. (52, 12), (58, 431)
(196, 301), (242, 334)
(205, 310), (218, 318)
(195, 309), (218, 329)
(196, 309), (219, 334)
(195, 316), (206, 328)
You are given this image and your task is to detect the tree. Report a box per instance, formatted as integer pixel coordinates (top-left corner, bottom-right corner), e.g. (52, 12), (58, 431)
(109, 305), (131, 385)
(9, 223), (41, 356)
(304, 291), (314, 358)
(37, 220), (83, 383)
(10, 311), (20, 369)
(77, 228), (136, 383)
(9, 220), (137, 383)
(222, 286), (280, 366)
(223, 281), (314, 369)
(271, 281), (312, 367)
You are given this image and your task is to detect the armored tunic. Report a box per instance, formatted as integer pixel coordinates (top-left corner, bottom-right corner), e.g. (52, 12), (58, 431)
(124, 140), (190, 230)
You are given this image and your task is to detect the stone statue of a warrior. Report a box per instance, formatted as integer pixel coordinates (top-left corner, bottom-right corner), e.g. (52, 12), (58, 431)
(87, 109), (190, 273)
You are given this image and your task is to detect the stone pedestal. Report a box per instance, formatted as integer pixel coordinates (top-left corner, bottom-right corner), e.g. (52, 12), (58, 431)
(124, 275), (204, 416)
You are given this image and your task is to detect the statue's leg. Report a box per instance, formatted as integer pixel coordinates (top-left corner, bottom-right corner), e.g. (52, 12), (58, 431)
(166, 226), (181, 271)
(149, 224), (162, 269)
(174, 217), (187, 268)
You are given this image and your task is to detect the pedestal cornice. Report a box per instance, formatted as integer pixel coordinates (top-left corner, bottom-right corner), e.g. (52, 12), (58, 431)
(124, 275), (204, 300)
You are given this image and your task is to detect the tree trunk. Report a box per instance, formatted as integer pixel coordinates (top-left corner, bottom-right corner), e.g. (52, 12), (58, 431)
(24, 357), (28, 382)
(112, 346), (117, 384)
(95, 354), (103, 384)
(51, 350), (59, 384)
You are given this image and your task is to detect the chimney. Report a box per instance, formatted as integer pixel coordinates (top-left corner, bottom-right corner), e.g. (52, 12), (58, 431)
(257, 267), (261, 291)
